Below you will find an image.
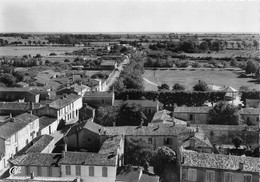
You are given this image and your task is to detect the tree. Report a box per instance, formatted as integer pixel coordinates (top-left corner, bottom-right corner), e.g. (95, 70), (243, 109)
(193, 80), (209, 91)
(211, 41), (221, 52)
(158, 83), (170, 91)
(0, 73), (16, 87)
(94, 106), (119, 126)
(208, 101), (241, 125)
(172, 83), (185, 91)
(117, 103), (147, 126)
(151, 146), (176, 176)
(13, 71), (25, 82)
(45, 60), (50, 65)
(109, 77), (125, 92)
(253, 40), (259, 50)
(245, 59), (259, 74)
(28, 40), (32, 46)
(230, 42), (234, 49)
(241, 41), (247, 50)
(125, 138), (154, 169)
(199, 41), (209, 51)
(232, 136), (243, 149)
(236, 42), (241, 49)
(230, 58), (238, 67)
(224, 41), (228, 49)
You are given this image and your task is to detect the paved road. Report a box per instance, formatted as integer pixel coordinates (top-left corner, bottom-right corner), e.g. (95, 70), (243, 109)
(103, 58), (130, 91)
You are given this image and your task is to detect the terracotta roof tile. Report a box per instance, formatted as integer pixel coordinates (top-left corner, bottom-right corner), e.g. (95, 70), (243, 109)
(175, 107), (212, 113)
(9, 153), (61, 167)
(182, 152), (259, 172)
(59, 151), (116, 166)
(0, 113), (38, 139)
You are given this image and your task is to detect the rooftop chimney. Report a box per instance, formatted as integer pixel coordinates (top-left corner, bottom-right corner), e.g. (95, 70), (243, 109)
(113, 121), (116, 127)
(9, 113), (12, 118)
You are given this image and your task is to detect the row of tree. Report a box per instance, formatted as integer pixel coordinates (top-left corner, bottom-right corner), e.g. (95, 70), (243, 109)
(149, 40), (259, 53)
(115, 89), (226, 107)
(111, 54), (145, 92)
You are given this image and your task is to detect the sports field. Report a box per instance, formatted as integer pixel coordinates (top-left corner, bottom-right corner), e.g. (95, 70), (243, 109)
(143, 70), (259, 91)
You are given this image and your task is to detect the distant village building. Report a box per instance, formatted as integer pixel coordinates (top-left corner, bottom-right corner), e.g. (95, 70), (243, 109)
(100, 60), (117, 70)
(245, 99), (260, 108)
(0, 87), (40, 103)
(174, 107), (211, 124)
(83, 92), (114, 108)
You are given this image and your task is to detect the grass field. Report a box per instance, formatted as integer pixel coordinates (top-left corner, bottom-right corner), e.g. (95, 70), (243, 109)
(143, 70), (259, 91)
(0, 46), (82, 56)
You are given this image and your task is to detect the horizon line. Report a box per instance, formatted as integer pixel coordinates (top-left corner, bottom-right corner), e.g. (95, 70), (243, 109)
(0, 31), (259, 35)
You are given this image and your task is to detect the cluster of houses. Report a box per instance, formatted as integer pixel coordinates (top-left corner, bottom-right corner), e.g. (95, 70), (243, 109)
(0, 67), (259, 182)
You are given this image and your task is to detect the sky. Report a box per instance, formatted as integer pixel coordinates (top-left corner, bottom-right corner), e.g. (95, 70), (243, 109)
(0, 0), (259, 33)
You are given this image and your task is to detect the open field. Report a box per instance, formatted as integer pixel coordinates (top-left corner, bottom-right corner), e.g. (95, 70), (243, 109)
(143, 70), (259, 91)
(0, 46), (82, 56)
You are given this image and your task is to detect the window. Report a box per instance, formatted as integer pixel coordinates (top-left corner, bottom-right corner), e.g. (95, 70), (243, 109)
(206, 170), (215, 182)
(37, 167), (42, 176)
(49, 126), (51, 134)
(244, 174), (252, 182)
(14, 133), (18, 142)
(89, 166), (94, 176)
(101, 99), (105, 104)
(148, 138), (153, 144)
(247, 117), (250, 122)
(187, 168), (197, 182)
(190, 114), (194, 121)
(164, 138), (171, 145)
(48, 167), (52, 177)
(257, 117), (259, 121)
(102, 167), (107, 177)
(65, 165), (71, 175)
(76, 166), (81, 176)
(224, 172), (233, 182)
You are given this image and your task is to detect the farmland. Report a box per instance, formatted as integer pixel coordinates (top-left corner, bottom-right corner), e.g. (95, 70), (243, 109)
(143, 69), (259, 91)
(0, 46), (81, 56)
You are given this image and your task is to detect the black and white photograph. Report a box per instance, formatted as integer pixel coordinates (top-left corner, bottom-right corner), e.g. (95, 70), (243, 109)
(0, 0), (259, 182)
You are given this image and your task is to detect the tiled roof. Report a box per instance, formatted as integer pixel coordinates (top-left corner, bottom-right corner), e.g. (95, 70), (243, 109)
(175, 107), (212, 113)
(0, 102), (31, 110)
(39, 116), (57, 129)
(246, 99), (260, 108)
(152, 109), (171, 122)
(0, 87), (28, 92)
(16, 82), (29, 86)
(239, 108), (260, 115)
(59, 151), (116, 166)
(103, 125), (192, 136)
(98, 136), (122, 155)
(191, 124), (259, 132)
(0, 113), (38, 139)
(9, 153), (61, 167)
(181, 135), (213, 149)
(16, 135), (54, 155)
(49, 94), (81, 109)
(182, 152), (259, 173)
(101, 60), (116, 66)
(65, 119), (102, 136)
(3, 176), (78, 182)
(84, 91), (113, 98)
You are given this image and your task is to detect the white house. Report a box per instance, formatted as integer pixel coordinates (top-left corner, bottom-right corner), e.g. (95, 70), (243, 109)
(0, 113), (39, 172)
